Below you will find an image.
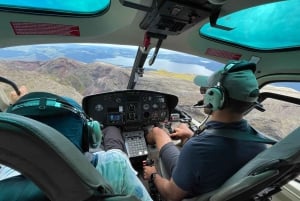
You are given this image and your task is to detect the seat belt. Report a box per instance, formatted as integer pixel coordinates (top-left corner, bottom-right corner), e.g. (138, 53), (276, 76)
(205, 126), (277, 145)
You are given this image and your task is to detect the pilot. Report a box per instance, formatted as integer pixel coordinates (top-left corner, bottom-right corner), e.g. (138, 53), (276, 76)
(143, 60), (267, 201)
(0, 92), (152, 201)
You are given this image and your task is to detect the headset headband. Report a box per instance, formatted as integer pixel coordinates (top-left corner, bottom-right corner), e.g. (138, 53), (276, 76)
(223, 61), (256, 74)
(8, 97), (88, 120)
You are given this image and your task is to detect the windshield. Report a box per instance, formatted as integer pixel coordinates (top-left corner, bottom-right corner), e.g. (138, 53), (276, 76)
(0, 43), (219, 123)
(0, 43), (222, 105)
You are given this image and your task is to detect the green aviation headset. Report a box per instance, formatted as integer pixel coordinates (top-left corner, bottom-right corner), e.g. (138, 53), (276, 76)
(6, 92), (102, 152)
(203, 61), (257, 111)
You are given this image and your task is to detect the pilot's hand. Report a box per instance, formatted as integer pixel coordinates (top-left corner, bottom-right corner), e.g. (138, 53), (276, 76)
(143, 165), (157, 181)
(10, 85), (28, 104)
(145, 126), (168, 145)
(169, 123), (193, 141)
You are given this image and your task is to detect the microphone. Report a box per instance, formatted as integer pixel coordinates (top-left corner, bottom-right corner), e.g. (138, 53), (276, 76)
(193, 100), (204, 107)
(254, 101), (265, 112)
(193, 100), (212, 109)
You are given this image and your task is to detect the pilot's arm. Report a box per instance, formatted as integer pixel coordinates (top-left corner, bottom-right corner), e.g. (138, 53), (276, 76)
(143, 165), (188, 201)
(170, 123), (194, 144)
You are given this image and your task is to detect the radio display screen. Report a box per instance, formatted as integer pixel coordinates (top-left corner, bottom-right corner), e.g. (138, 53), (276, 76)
(108, 113), (122, 122)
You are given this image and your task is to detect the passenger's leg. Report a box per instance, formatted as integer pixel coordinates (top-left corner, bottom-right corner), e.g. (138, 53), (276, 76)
(94, 150), (152, 201)
(102, 126), (126, 153)
(0, 165), (21, 181)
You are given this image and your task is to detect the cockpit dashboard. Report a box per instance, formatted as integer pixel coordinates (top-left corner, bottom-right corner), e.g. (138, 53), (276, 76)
(82, 90), (179, 131)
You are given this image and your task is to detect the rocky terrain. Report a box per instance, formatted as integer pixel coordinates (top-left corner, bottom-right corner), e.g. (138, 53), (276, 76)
(0, 57), (299, 140)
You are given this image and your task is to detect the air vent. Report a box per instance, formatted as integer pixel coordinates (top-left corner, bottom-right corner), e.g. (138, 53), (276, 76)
(11, 22), (80, 36)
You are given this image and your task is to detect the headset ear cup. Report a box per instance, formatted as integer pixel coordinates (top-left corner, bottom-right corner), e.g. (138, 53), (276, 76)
(87, 120), (102, 148)
(204, 87), (224, 111)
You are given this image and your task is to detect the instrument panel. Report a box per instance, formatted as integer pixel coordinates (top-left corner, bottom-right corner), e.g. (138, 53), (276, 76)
(82, 90), (178, 130)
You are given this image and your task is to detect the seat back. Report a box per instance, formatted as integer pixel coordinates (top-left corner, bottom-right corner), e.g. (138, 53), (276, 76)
(0, 113), (113, 201)
(0, 175), (49, 201)
(194, 127), (300, 201)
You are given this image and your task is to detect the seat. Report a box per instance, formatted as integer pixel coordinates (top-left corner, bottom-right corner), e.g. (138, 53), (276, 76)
(0, 175), (49, 201)
(0, 113), (139, 201)
(191, 126), (300, 201)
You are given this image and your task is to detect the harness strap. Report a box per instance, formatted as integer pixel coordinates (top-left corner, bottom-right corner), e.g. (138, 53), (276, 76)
(205, 126), (277, 145)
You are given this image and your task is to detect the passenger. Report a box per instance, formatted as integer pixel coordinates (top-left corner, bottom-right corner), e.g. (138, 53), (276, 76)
(9, 85), (28, 104)
(142, 60), (267, 201)
(0, 85), (28, 111)
(0, 92), (152, 201)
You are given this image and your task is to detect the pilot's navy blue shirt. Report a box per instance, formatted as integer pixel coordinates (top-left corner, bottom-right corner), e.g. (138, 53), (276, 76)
(172, 119), (267, 197)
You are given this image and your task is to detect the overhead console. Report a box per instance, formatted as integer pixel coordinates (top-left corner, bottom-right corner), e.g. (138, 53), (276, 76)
(120, 0), (230, 36)
(82, 90), (178, 130)
(140, 0), (215, 35)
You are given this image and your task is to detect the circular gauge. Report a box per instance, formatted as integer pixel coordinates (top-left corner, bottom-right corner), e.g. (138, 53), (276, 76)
(128, 103), (135, 111)
(95, 104), (103, 112)
(143, 103), (150, 110)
